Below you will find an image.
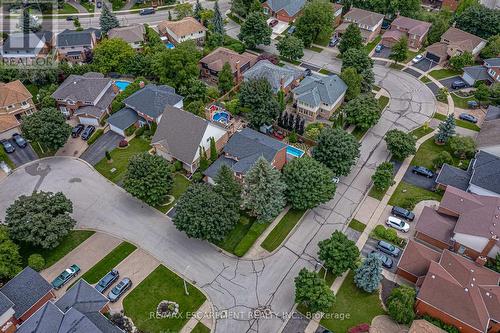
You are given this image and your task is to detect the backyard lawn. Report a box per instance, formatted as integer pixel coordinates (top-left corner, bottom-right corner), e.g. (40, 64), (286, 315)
(261, 209), (306, 252)
(388, 181), (443, 209)
(428, 68), (461, 80)
(216, 214), (267, 257)
(433, 112), (480, 131)
(17, 230), (95, 268)
(94, 137), (151, 183)
(123, 265), (206, 333)
(156, 174), (191, 213)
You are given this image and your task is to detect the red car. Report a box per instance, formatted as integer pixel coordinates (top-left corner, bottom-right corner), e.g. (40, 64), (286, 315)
(269, 19), (279, 27)
(273, 130), (284, 140)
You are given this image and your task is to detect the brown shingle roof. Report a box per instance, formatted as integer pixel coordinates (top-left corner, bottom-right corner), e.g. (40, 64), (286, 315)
(440, 27), (486, 53)
(408, 320), (447, 333)
(476, 118), (500, 149)
(108, 24), (145, 44)
(0, 114), (20, 133)
(0, 80), (32, 107)
(158, 17), (206, 38)
(199, 47), (258, 73)
(343, 7), (384, 27)
(390, 15), (432, 37)
(397, 239), (441, 278)
(415, 206), (456, 245)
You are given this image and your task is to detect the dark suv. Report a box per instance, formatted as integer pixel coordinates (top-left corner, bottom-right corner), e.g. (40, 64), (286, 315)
(12, 133), (27, 148)
(95, 269), (119, 293)
(81, 125), (95, 140)
(412, 166), (434, 178)
(376, 240), (401, 257)
(391, 206), (415, 221)
(451, 80), (466, 89)
(72, 124), (85, 138)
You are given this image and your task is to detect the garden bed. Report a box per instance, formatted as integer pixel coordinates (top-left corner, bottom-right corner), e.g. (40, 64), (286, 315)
(156, 174), (191, 213)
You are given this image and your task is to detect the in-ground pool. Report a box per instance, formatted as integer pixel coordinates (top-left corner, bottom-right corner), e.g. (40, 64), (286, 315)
(166, 43), (175, 49)
(115, 80), (131, 91)
(212, 111), (230, 124)
(286, 145), (304, 158)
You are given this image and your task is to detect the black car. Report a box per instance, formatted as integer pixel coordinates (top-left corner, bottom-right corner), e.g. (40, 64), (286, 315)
(95, 269), (119, 293)
(451, 80), (466, 89)
(391, 206), (415, 221)
(66, 15), (75, 21)
(376, 240), (401, 257)
(412, 166), (434, 178)
(459, 113), (478, 123)
(97, 1), (102, 8)
(370, 250), (394, 268)
(139, 8), (155, 15)
(72, 124), (85, 138)
(12, 133), (27, 148)
(81, 125), (95, 140)
(1, 140), (15, 153)
(304, 68), (312, 76)
(108, 278), (132, 302)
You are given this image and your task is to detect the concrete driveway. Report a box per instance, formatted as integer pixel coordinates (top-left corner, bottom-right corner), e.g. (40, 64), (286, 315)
(360, 238), (399, 274)
(402, 167), (436, 190)
(80, 130), (123, 166)
(56, 136), (88, 158)
(412, 58), (437, 72)
(267, 18), (288, 38)
(6, 141), (37, 167)
(374, 46), (392, 59)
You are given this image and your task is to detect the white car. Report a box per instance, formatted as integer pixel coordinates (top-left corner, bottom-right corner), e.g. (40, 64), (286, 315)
(412, 54), (423, 64)
(386, 216), (410, 233)
(332, 177), (340, 184)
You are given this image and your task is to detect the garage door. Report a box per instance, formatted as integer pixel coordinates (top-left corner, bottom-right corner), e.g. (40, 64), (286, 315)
(0, 127), (20, 140)
(426, 52), (441, 64)
(109, 124), (125, 137)
(78, 117), (99, 126)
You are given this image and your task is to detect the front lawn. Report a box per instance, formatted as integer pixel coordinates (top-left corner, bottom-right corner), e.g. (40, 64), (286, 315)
(81, 1), (95, 12)
(261, 209), (305, 252)
(450, 93), (478, 111)
(307, 45), (323, 53)
(17, 230), (95, 268)
(388, 181), (443, 209)
(420, 76), (431, 83)
(216, 214), (268, 257)
(410, 125), (433, 140)
(410, 137), (470, 172)
(428, 68), (461, 80)
(364, 36), (381, 54)
(156, 174), (191, 213)
(94, 137), (151, 183)
(191, 323), (210, 333)
(123, 265), (206, 333)
(433, 113), (480, 132)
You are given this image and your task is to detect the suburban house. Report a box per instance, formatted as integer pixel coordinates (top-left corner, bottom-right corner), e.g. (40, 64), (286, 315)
(152, 106), (228, 173)
(332, 3), (343, 27)
(199, 47), (258, 84)
(0, 80), (36, 140)
(480, 0), (500, 9)
(476, 106), (500, 157)
(435, 150), (500, 197)
(108, 24), (145, 51)
(203, 127), (287, 184)
(56, 28), (100, 63)
(462, 58), (500, 86)
(17, 279), (123, 333)
(52, 72), (118, 125)
(158, 17), (207, 46)
(262, 0), (306, 22)
(292, 74), (347, 122)
(381, 15), (432, 50)
(425, 27), (486, 65)
(336, 8), (384, 43)
(108, 83), (183, 136)
(0, 267), (55, 333)
(396, 239), (442, 284)
(243, 60), (305, 94)
(0, 31), (54, 65)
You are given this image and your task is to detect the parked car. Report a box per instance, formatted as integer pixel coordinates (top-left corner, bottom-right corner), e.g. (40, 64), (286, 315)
(1, 140), (15, 153)
(81, 125), (95, 140)
(375, 44), (383, 53)
(97, 1), (102, 8)
(411, 166), (434, 178)
(381, 20), (391, 30)
(331, 177), (340, 184)
(0, 161), (12, 175)
(72, 124), (85, 138)
(12, 133), (27, 148)
(376, 240), (401, 257)
(66, 15), (75, 21)
(370, 250), (394, 268)
(272, 130), (284, 140)
(451, 80), (466, 89)
(95, 269), (119, 293)
(386, 216), (410, 233)
(51, 264), (80, 289)
(304, 68), (312, 76)
(108, 278), (132, 302)
(139, 8), (155, 15)
(391, 206), (415, 221)
(329, 37), (340, 47)
(287, 26), (296, 34)
(459, 113), (478, 123)
(269, 19), (279, 27)
(411, 54), (423, 63)
(467, 100), (479, 109)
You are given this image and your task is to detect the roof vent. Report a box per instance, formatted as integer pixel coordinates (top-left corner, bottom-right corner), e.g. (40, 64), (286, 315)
(431, 275), (435, 279)
(470, 283), (474, 287)
(472, 277), (476, 281)
(465, 288), (469, 292)
(486, 292), (490, 296)
(460, 198), (464, 202)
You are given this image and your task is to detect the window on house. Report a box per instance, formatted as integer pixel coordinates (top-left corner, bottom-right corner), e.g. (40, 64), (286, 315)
(458, 245), (466, 254)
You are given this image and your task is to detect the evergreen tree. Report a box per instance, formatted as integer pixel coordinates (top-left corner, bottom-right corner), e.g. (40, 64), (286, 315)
(288, 113), (295, 130)
(100, 3), (119, 35)
(277, 90), (286, 112)
(194, 0), (203, 21)
(435, 114), (456, 144)
(22, 8), (30, 34)
(354, 253), (382, 293)
(214, 164), (242, 212)
(199, 147), (209, 171)
(282, 113), (289, 129)
(212, 0), (225, 35)
(209, 137), (218, 162)
(294, 115), (301, 133)
(218, 62), (234, 94)
(278, 112), (283, 127)
(299, 119), (305, 135)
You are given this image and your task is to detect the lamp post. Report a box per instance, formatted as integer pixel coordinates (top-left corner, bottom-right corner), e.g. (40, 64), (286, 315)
(314, 261), (328, 280)
(183, 265), (190, 296)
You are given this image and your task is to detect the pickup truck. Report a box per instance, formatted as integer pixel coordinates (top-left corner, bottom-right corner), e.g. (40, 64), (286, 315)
(51, 264), (80, 289)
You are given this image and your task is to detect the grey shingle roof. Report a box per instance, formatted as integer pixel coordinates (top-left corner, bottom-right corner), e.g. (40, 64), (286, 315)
(2, 31), (53, 53)
(470, 151), (500, 194)
(52, 73), (112, 104)
(435, 163), (471, 191)
(0, 267), (52, 317)
(203, 155), (237, 179)
(485, 105), (500, 121)
(293, 74), (347, 108)
(74, 85), (116, 119)
(0, 291), (14, 315)
(17, 302), (63, 333)
(55, 279), (108, 314)
(57, 29), (95, 47)
(264, 0), (306, 16)
(108, 24), (145, 44)
(484, 58), (500, 67)
(124, 84), (183, 119)
(108, 107), (140, 130)
(243, 60), (304, 93)
(463, 65), (491, 81)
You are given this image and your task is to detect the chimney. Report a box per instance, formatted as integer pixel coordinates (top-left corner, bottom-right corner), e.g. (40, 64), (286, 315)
(235, 60), (241, 83)
(280, 75), (284, 90)
(475, 256), (487, 267)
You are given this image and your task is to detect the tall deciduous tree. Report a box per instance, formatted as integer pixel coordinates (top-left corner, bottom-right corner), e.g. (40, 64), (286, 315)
(426, 9), (452, 44)
(435, 114), (456, 144)
(389, 36), (408, 64)
(123, 153), (173, 206)
(341, 48), (374, 93)
(318, 230), (359, 277)
(294, 268), (335, 313)
(283, 157), (336, 210)
(238, 12), (272, 49)
(277, 35), (304, 62)
(372, 162), (395, 191)
(387, 285), (416, 324)
(338, 23), (363, 54)
(312, 127), (360, 176)
(5, 191), (76, 249)
(239, 78), (280, 128)
(100, 3), (119, 35)
(455, 5), (500, 39)
(21, 108), (71, 151)
(93, 38), (135, 74)
(341, 67), (362, 101)
(0, 228), (22, 281)
(218, 62), (234, 94)
(214, 164), (242, 212)
(174, 3), (193, 19)
(354, 253), (382, 293)
(344, 94), (381, 130)
(480, 34), (500, 59)
(449, 51), (474, 71)
(212, 0), (225, 35)
(385, 129), (416, 160)
(242, 157), (287, 223)
(295, 0), (333, 47)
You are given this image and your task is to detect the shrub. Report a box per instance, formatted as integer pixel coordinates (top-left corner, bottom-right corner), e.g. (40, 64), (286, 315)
(348, 323), (370, 333)
(174, 160), (183, 172)
(372, 225), (406, 247)
(191, 171), (203, 182)
(373, 225), (386, 239)
(86, 129), (104, 145)
(423, 315), (460, 333)
(28, 254), (45, 271)
(119, 139), (129, 148)
(402, 197), (417, 210)
(124, 126), (135, 137)
(288, 132), (298, 143)
(433, 151), (453, 169)
(134, 126), (146, 137)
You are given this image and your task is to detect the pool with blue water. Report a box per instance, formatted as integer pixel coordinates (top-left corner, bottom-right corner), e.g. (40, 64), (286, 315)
(115, 80), (131, 91)
(286, 145), (304, 158)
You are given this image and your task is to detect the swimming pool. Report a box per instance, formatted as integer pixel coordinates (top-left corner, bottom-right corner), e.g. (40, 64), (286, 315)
(286, 145), (305, 158)
(212, 111), (230, 124)
(115, 80), (131, 91)
(166, 43), (175, 49)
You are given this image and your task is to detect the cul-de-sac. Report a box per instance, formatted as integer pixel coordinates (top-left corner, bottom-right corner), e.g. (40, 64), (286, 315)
(0, 0), (499, 332)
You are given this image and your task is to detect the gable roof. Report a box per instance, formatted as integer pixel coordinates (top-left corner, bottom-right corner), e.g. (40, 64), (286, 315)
(469, 150), (500, 195)
(108, 24), (145, 44)
(1, 31), (53, 54)
(158, 17), (206, 37)
(243, 60), (304, 93)
(397, 239), (441, 278)
(264, 0), (306, 16)
(484, 58), (500, 67)
(107, 107), (140, 131)
(124, 84), (183, 119)
(463, 65), (491, 81)
(440, 27), (486, 53)
(0, 291), (14, 316)
(0, 267), (52, 317)
(292, 74), (347, 108)
(390, 15), (432, 37)
(55, 279), (108, 314)
(57, 29), (96, 47)
(415, 206), (456, 246)
(199, 47), (258, 73)
(0, 80), (32, 107)
(435, 163), (472, 191)
(343, 7), (384, 27)
(52, 72), (112, 103)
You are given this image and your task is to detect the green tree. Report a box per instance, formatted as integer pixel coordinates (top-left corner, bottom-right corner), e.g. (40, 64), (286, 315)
(372, 162), (394, 192)
(318, 230), (359, 277)
(449, 135), (476, 159)
(294, 268), (335, 313)
(174, 3), (193, 19)
(295, 0), (333, 47)
(214, 164), (242, 212)
(312, 127), (360, 176)
(242, 157), (287, 223)
(37, 84), (58, 108)
(433, 151), (453, 169)
(212, 0), (225, 35)
(385, 129), (416, 160)
(123, 153), (173, 206)
(21, 108), (71, 151)
(185, 100), (205, 117)
(238, 12), (272, 49)
(436, 87), (449, 103)
(277, 35), (304, 62)
(193, 0), (203, 20)
(387, 285), (416, 324)
(486, 252), (500, 273)
(435, 114), (456, 144)
(22, 8), (30, 34)
(283, 157), (336, 210)
(93, 38), (135, 74)
(100, 3), (119, 35)
(239, 78), (280, 128)
(0, 228), (22, 280)
(340, 67), (362, 101)
(183, 78), (208, 104)
(490, 83), (500, 105)
(389, 36), (408, 64)
(6, 191), (75, 249)
(474, 83), (490, 105)
(173, 184), (239, 242)
(354, 253), (382, 293)
(344, 94), (381, 130)
(426, 9), (453, 44)
(28, 253), (45, 272)
(480, 34), (500, 59)
(209, 137), (218, 162)
(218, 62), (234, 94)
(338, 23), (363, 54)
(341, 48), (374, 93)
(455, 5), (500, 39)
(455, 0), (478, 15)
(449, 51), (474, 71)
(230, 0), (254, 17)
